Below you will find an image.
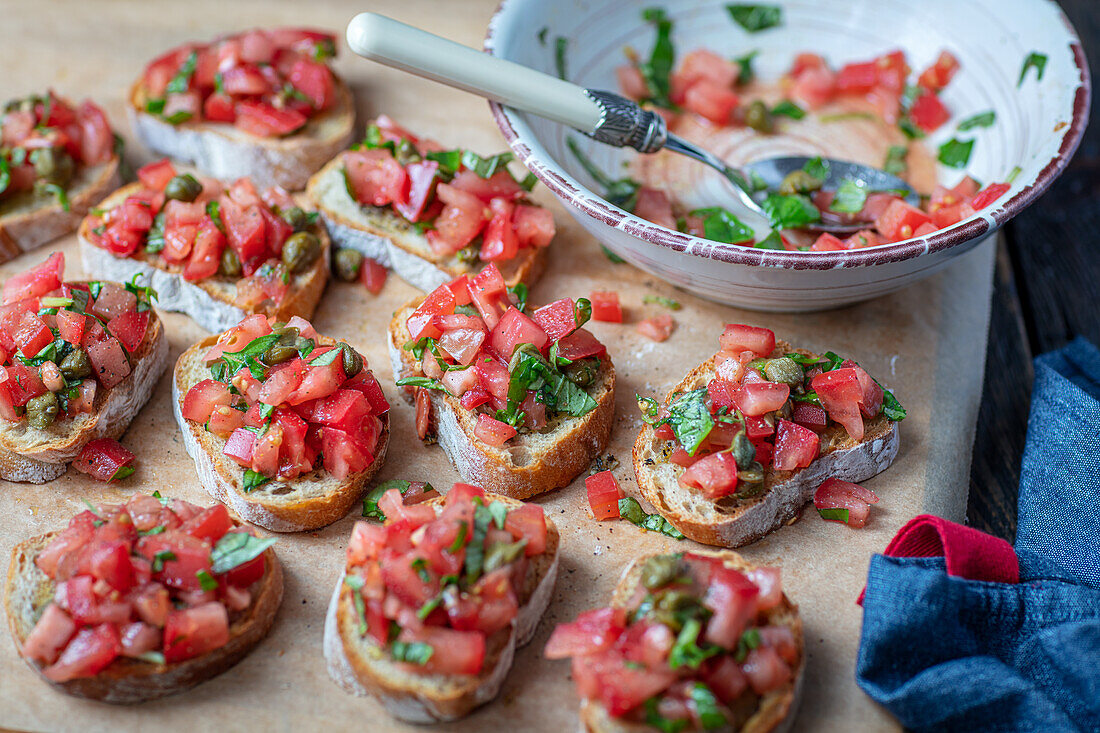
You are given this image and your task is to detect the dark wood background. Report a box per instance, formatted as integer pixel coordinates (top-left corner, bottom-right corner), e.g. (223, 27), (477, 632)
(967, 0), (1097, 539)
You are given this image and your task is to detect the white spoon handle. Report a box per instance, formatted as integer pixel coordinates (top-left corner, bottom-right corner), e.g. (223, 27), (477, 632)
(345, 12), (603, 132)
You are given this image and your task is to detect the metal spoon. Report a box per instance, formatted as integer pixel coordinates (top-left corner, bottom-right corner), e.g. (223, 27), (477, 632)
(345, 13), (917, 234)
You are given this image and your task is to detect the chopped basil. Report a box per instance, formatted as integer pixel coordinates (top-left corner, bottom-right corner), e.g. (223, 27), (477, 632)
(762, 193), (821, 230)
(644, 697), (690, 733)
(258, 403), (275, 420)
(138, 525), (166, 537)
(555, 36), (569, 80)
(829, 179), (868, 214)
(145, 98), (166, 114)
(801, 156), (829, 181)
(166, 51), (198, 95)
(488, 501), (509, 530)
(638, 7), (676, 108)
(771, 99), (805, 120)
(111, 465), (136, 481)
(151, 550), (176, 573)
(448, 522), (469, 553)
(618, 497), (685, 539)
(40, 182), (70, 212)
(498, 346), (597, 426)
(308, 348), (342, 367)
(817, 506), (851, 523)
(507, 282), (528, 312)
(164, 110), (193, 125)
(753, 230), (785, 250)
(735, 627), (761, 661)
(880, 385), (907, 420)
(938, 138), (975, 169)
(411, 557), (431, 583)
(145, 211), (167, 253)
(396, 376), (448, 392)
(1018, 52), (1048, 87)
(733, 49), (759, 85)
(464, 503), (493, 583)
(343, 575), (368, 636)
(242, 468), (271, 493)
(688, 207), (755, 245)
(898, 116), (925, 140)
(461, 150), (513, 179)
(152, 490), (168, 505)
(726, 3), (782, 32)
(424, 149), (462, 174)
(643, 294), (681, 310)
(196, 569), (218, 591)
(210, 532), (276, 573)
(637, 395), (662, 424)
(957, 110), (996, 132)
(883, 145), (908, 176)
(416, 596), (443, 620)
(668, 617), (720, 669)
(689, 682), (728, 730)
(1007, 166), (1023, 185)
(537, 27), (548, 45)
(0, 156), (9, 195)
(81, 498), (103, 516)
(518, 172), (538, 191)
(125, 274), (159, 311)
(363, 479), (414, 520)
(664, 389), (713, 456)
(391, 640), (433, 665)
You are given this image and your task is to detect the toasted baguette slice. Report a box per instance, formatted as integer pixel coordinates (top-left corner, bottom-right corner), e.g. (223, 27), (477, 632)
(128, 78), (355, 191)
(307, 156), (545, 292)
(323, 494), (560, 722)
(580, 550), (804, 733)
(172, 331), (390, 532)
(78, 182), (330, 334)
(0, 157), (121, 263)
(0, 307), (169, 483)
(387, 302), (615, 499)
(633, 344), (900, 548)
(5, 528), (283, 704)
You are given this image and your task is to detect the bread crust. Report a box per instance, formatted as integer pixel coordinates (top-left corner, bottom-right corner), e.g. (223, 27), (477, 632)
(387, 302), (615, 500)
(128, 77), (355, 191)
(0, 156), (121, 263)
(172, 331), (391, 532)
(4, 528), (283, 704)
(78, 183), (330, 334)
(307, 155), (546, 292)
(322, 495), (560, 722)
(0, 307), (169, 483)
(633, 346), (900, 548)
(579, 550), (804, 733)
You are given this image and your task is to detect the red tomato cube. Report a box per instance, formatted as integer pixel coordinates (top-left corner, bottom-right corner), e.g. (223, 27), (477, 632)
(590, 291), (622, 323)
(585, 471), (624, 520)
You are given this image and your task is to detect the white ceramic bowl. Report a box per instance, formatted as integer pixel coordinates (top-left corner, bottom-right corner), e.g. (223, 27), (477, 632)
(485, 0), (1089, 312)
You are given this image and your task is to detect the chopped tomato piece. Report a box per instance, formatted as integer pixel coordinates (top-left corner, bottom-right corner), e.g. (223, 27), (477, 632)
(545, 607), (627, 659)
(585, 471), (623, 520)
(163, 603), (230, 663)
(814, 477), (879, 528)
(918, 50), (960, 91)
(488, 307), (549, 359)
(719, 324), (775, 358)
(73, 438), (135, 482)
(136, 159), (177, 192)
(474, 413), (517, 446)
(970, 182), (1011, 210)
(590, 291), (623, 323)
(909, 90), (950, 132)
(344, 148), (410, 208)
(678, 452), (739, 499)
(359, 257), (387, 295)
(682, 79), (739, 125)
(773, 419), (819, 471)
(875, 199), (933, 241)
(811, 368), (865, 440)
(42, 624), (121, 682)
(3, 252), (64, 306)
(234, 100), (307, 137)
(637, 315), (675, 342)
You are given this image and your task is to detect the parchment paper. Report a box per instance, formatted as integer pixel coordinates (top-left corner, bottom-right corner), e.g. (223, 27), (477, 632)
(0, 1), (995, 731)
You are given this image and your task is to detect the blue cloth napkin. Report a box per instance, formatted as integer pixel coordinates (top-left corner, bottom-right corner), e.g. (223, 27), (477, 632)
(856, 337), (1100, 732)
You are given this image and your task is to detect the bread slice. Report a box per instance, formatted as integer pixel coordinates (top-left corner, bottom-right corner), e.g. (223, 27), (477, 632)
(172, 331), (390, 532)
(128, 77), (355, 191)
(78, 182), (330, 334)
(307, 156), (545, 292)
(633, 345), (900, 548)
(323, 494), (560, 722)
(387, 302), (615, 500)
(4, 528), (283, 704)
(579, 550), (804, 733)
(0, 308), (169, 483)
(0, 157), (121, 263)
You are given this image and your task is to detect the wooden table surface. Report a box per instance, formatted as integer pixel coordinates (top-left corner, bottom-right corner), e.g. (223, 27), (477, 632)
(968, 0), (1098, 540)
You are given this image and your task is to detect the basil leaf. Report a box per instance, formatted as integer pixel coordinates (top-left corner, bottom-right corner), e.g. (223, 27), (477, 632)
(618, 497), (685, 539)
(210, 532), (277, 574)
(555, 36), (569, 80)
(883, 145), (908, 176)
(396, 376), (448, 392)
(152, 550), (176, 573)
(829, 179), (868, 214)
(1018, 52), (1048, 87)
(753, 230), (784, 250)
(0, 156), (9, 196)
(688, 207), (755, 245)
(41, 182), (70, 212)
(957, 110), (996, 132)
(425, 149), (462, 175)
(343, 575), (368, 636)
(488, 501), (508, 530)
(666, 389), (713, 456)
(645, 698), (690, 733)
(363, 479), (412, 520)
(416, 596), (443, 620)
(761, 194), (820, 230)
(898, 116), (925, 140)
(879, 383), (907, 420)
(242, 469), (271, 493)
(517, 172), (538, 191)
(164, 110), (193, 125)
(733, 49), (759, 85)
(166, 51), (198, 95)
(817, 507), (851, 523)
(638, 7), (675, 108)
(196, 569), (218, 591)
(144, 210), (167, 253)
(507, 282), (528, 312)
(938, 138), (975, 169)
(689, 682), (728, 730)
(771, 99), (805, 120)
(464, 504), (493, 583)
(308, 348), (342, 366)
(726, 3), (782, 32)
(461, 150), (513, 179)
(391, 640), (433, 665)
(145, 98), (166, 114)
(448, 522), (469, 553)
(668, 617), (720, 669)
(601, 245), (626, 263)
(801, 156), (829, 181)
(643, 295), (681, 310)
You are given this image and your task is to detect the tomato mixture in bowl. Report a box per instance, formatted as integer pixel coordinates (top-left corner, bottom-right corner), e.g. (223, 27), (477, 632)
(545, 552), (800, 730)
(19, 494), (276, 681)
(0, 253), (156, 429)
(342, 482), (549, 675)
(135, 28), (340, 137)
(181, 315), (388, 484)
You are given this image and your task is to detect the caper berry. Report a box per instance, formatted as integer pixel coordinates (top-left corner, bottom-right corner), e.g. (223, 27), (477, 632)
(338, 342), (364, 378)
(164, 174), (203, 203)
(220, 248), (242, 277)
(640, 554), (682, 590)
(279, 206), (310, 231)
(730, 431), (757, 470)
(565, 359), (598, 387)
(736, 461), (766, 497)
(31, 147), (74, 188)
(59, 348), (92, 380)
(778, 169), (824, 196)
(272, 325), (300, 342)
(764, 356), (804, 386)
(264, 344), (300, 365)
(26, 391), (59, 429)
(281, 231), (322, 274)
(745, 100), (773, 134)
(333, 248), (363, 282)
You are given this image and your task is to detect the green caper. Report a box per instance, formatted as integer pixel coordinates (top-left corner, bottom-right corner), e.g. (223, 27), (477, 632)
(31, 147), (74, 188)
(219, 248), (242, 277)
(393, 139), (422, 166)
(737, 462), (766, 497)
(456, 245), (480, 265)
(26, 391), (59, 429)
(778, 169), (824, 195)
(59, 348), (92, 380)
(745, 100), (773, 134)
(281, 231), (322, 274)
(333, 248), (363, 282)
(650, 589), (702, 631)
(279, 206), (310, 231)
(272, 325), (299, 341)
(764, 356), (805, 386)
(640, 554), (682, 590)
(730, 431), (757, 470)
(164, 174), (203, 203)
(338, 342), (364, 378)
(263, 344), (300, 365)
(565, 358), (598, 387)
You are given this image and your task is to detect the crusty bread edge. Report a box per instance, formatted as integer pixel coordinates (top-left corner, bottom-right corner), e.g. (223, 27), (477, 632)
(322, 495), (560, 722)
(4, 529), (284, 704)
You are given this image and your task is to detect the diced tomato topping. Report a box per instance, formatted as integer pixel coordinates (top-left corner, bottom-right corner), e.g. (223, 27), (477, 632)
(42, 624), (121, 682)
(136, 159), (177, 192)
(474, 413), (517, 446)
(234, 100), (307, 137)
(489, 307), (548, 359)
(682, 80), (739, 125)
(811, 368), (865, 440)
(344, 148), (410, 208)
(163, 603), (230, 663)
(85, 337), (131, 389)
(590, 291), (623, 323)
(875, 199), (933, 241)
(359, 256), (387, 295)
(970, 182), (1011, 210)
(918, 50), (960, 92)
(773, 419), (820, 471)
(427, 183), (487, 254)
(545, 607), (627, 659)
(909, 90), (950, 132)
(678, 452), (739, 499)
(637, 315), (675, 343)
(73, 439), (135, 482)
(814, 477), (879, 528)
(719, 324), (775, 358)
(106, 309), (150, 353)
(586, 471), (624, 520)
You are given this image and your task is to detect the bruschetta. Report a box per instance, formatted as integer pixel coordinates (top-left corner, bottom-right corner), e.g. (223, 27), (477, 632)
(545, 550), (803, 732)
(173, 314), (390, 532)
(0, 253), (168, 483)
(388, 263), (615, 499)
(78, 159), (329, 333)
(4, 493), (283, 703)
(307, 116), (553, 293)
(633, 325), (903, 547)
(128, 28), (354, 190)
(323, 481), (559, 722)
(0, 92), (121, 261)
